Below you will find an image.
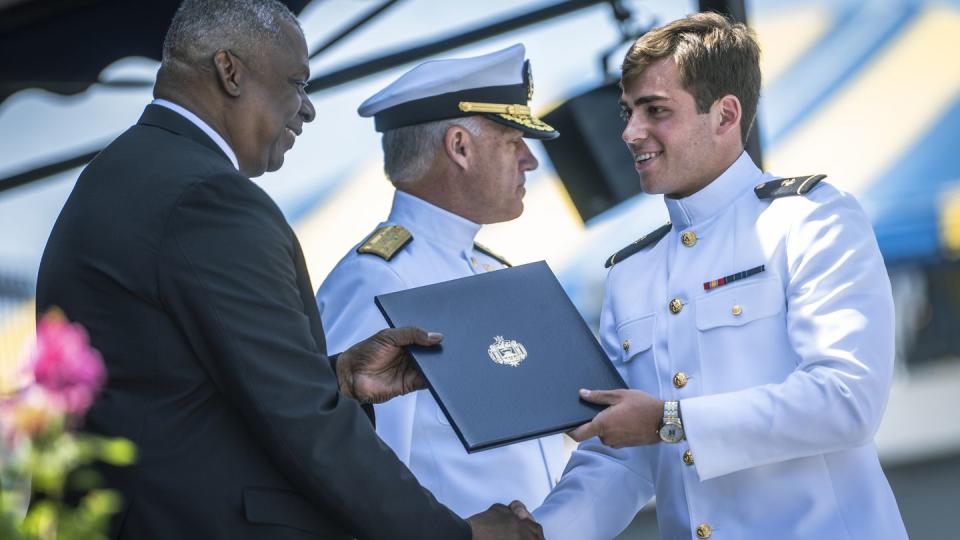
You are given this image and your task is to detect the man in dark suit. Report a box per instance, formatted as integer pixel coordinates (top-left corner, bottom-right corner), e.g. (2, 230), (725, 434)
(35, 1), (542, 538)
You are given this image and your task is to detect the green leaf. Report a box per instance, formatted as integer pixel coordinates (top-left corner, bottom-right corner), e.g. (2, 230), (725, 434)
(67, 468), (102, 492)
(96, 438), (136, 466)
(0, 488), (29, 513)
(0, 513), (24, 540)
(21, 500), (57, 538)
(80, 489), (122, 516)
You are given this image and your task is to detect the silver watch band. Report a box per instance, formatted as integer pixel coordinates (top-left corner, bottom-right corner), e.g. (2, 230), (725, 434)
(663, 400), (680, 421)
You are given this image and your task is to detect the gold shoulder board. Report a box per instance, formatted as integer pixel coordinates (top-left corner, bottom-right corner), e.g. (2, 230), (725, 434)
(357, 225), (413, 261)
(473, 242), (512, 267)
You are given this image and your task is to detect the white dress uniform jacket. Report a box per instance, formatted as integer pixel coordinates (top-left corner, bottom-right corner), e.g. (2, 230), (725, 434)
(534, 153), (907, 539)
(316, 190), (568, 518)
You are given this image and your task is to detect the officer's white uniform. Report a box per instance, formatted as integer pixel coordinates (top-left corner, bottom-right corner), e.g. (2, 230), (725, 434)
(534, 152), (907, 539)
(317, 190), (567, 518)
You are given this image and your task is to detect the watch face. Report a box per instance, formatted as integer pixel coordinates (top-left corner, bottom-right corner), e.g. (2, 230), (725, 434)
(659, 422), (684, 443)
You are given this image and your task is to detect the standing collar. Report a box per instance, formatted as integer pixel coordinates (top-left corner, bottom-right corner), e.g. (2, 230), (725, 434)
(664, 151), (766, 228)
(388, 190), (482, 251)
(151, 99), (239, 171)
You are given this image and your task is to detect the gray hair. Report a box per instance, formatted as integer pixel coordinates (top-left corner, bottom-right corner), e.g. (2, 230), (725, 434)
(162, 0), (300, 67)
(382, 116), (485, 184)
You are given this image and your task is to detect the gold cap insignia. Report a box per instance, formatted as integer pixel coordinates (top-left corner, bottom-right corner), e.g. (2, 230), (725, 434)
(456, 59), (558, 139)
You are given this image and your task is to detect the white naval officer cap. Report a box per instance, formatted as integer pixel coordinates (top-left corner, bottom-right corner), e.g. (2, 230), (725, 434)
(358, 43), (559, 140)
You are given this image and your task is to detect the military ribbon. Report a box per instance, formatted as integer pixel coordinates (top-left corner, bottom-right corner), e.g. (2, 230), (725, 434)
(703, 265), (765, 291)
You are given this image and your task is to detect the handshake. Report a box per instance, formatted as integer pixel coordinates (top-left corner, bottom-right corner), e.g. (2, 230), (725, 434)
(338, 327), (547, 539)
(337, 326), (663, 540)
(339, 328), (544, 536)
(468, 501), (543, 540)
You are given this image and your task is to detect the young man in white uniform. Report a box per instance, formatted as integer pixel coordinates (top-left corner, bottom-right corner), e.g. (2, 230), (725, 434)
(534, 13), (908, 540)
(316, 44), (568, 518)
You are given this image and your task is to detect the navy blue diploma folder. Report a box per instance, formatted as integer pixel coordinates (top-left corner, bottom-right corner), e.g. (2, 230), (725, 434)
(375, 261), (627, 453)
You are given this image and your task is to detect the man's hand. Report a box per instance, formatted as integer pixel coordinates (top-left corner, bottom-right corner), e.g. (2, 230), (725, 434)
(467, 502), (544, 540)
(336, 327), (442, 404)
(567, 388), (664, 448)
(508, 500), (533, 521)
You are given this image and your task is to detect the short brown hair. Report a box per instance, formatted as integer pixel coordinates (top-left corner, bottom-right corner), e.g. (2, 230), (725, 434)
(621, 12), (761, 143)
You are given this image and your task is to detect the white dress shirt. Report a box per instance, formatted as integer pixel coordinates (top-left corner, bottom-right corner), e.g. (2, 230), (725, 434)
(534, 152), (907, 539)
(316, 190), (568, 518)
(152, 98), (239, 171)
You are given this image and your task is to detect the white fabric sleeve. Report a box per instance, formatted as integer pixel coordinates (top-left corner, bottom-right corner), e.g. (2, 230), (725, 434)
(315, 256), (416, 464)
(683, 188), (895, 481)
(534, 281), (655, 539)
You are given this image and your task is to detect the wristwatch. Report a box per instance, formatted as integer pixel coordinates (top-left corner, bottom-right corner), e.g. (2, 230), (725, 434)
(658, 400), (685, 443)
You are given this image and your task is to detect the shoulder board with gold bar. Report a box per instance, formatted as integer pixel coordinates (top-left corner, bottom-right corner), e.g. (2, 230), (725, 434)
(356, 225), (412, 261)
(473, 242), (511, 267)
(605, 222), (672, 268)
(754, 174), (826, 200)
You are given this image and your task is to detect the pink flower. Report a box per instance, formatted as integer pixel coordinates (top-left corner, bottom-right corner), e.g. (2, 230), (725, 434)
(29, 311), (106, 416)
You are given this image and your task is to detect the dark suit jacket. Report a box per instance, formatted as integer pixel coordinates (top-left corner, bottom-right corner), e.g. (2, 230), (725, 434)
(36, 105), (470, 539)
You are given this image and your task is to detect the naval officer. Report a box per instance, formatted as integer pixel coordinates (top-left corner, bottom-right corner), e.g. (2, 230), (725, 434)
(316, 44), (569, 518)
(533, 12), (908, 539)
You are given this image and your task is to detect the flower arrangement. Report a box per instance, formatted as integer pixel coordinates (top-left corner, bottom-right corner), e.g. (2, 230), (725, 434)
(0, 310), (135, 540)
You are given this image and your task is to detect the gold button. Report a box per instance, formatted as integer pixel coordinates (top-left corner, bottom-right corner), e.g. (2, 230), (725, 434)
(622, 339), (630, 352)
(681, 231), (697, 247)
(696, 524), (712, 539)
(683, 450), (694, 465)
(669, 298), (684, 314)
(672, 372), (688, 389)
(732, 304), (743, 316)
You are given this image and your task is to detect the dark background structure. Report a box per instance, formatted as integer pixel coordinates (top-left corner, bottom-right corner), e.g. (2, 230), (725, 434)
(0, 0), (757, 222)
